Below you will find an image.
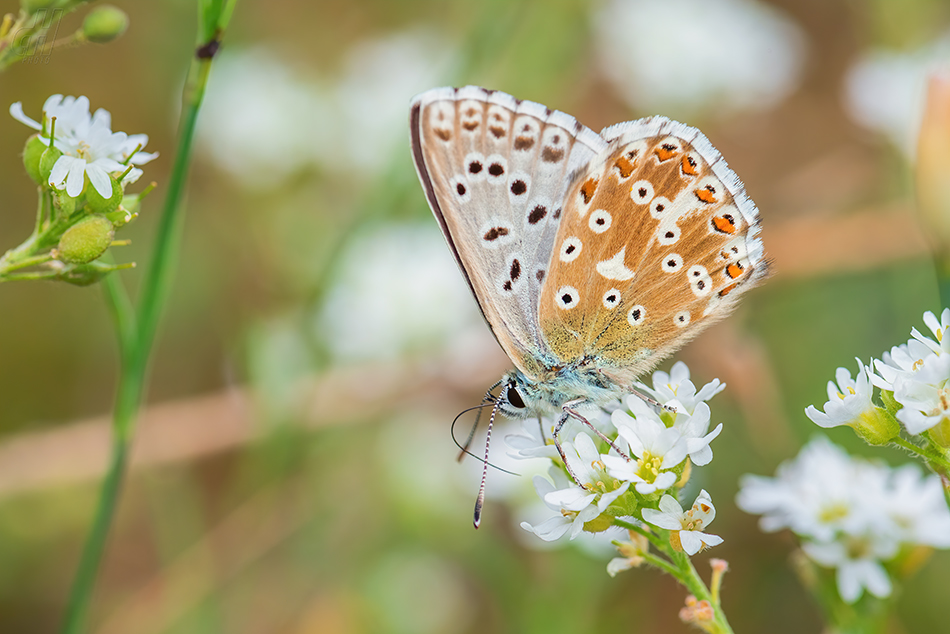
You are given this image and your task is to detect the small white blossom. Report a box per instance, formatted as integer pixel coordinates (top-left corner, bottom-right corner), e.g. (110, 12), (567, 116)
(520, 433), (630, 541)
(636, 361), (725, 414)
(506, 417), (558, 461)
(641, 489), (723, 556)
(869, 309), (950, 436)
(802, 535), (897, 603)
(10, 95), (157, 198)
(672, 402), (723, 466)
(805, 359), (876, 428)
(604, 398), (686, 494)
(738, 436), (950, 604)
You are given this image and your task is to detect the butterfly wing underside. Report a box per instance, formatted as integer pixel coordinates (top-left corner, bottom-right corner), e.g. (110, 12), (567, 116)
(410, 86), (607, 380)
(537, 117), (766, 387)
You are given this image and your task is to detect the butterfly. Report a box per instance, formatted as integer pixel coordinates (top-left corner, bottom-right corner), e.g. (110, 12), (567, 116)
(409, 86), (766, 526)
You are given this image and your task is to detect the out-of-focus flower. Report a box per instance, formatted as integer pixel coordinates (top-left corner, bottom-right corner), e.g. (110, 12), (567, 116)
(319, 223), (483, 362)
(642, 490), (723, 556)
(844, 34), (950, 157)
(802, 536), (897, 603)
(916, 71), (950, 258)
(593, 0), (805, 118)
(199, 30), (456, 188)
(738, 437), (950, 603)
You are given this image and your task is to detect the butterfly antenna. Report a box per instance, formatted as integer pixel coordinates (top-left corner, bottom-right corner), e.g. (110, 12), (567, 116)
(473, 397), (503, 529)
(456, 379), (503, 462)
(450, 402), (495, 461)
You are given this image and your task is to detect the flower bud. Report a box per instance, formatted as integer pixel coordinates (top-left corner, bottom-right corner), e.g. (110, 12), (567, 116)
(23, 134), (46, 184)
(85, 175), (123, 214)
(917, 72), (950, 270)
(39, 146), (63, 186)
(54, 189), (76, 216)
(82, 5), (129, 43)
(57, 215), (114, 264)
(851, 407), (901, 446)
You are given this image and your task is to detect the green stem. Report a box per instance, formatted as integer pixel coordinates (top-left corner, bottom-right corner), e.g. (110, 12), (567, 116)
(59, 4), (234, 632)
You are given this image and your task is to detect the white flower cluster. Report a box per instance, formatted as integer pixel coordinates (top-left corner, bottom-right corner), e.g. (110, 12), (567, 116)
(10, 95), (157, 198)
(737, 437), (950, 603)
(511, 362), (725, 557)
(806, 309), (950, 440)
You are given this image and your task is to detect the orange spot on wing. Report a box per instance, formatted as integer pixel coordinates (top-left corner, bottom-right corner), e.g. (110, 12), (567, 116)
(654, 144), (678, 162)
(726, 262), (744, 279)
(712, 215), (736, 234)
(695, 186), (719, 204)
(614, 156), (635, 178)
(719, 282), (739, 297)
(681, 155), (699, 176)
(580, 178), (598, 204)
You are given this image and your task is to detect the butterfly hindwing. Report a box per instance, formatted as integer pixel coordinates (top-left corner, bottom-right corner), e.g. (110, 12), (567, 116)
(410, 86), (607, 379)
(538, 116), (766, 386)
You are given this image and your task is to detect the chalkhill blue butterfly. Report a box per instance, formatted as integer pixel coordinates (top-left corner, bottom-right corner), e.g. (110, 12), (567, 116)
(409, 86), (766, 526)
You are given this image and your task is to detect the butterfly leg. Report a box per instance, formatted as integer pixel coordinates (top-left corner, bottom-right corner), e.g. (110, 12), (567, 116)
(627, 386), (677, 413)
(561, 403), (630, 461)
(551, 409), (589, 488)
(552, 401), (630, 488)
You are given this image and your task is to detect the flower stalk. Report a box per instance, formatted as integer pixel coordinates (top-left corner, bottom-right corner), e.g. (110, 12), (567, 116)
(58, 3), (236, 633)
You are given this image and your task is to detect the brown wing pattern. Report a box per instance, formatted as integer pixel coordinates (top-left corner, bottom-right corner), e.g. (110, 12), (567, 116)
(538, 117), (766, 386)
(410, 87), (607, 379)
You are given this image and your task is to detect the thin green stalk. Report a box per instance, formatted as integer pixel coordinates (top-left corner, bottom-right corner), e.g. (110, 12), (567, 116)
(669, 549), (734, 634)
(59, 4), (235, 632)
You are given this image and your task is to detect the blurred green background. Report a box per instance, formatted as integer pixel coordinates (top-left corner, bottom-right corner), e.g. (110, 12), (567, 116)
(0, 0), (948, 632)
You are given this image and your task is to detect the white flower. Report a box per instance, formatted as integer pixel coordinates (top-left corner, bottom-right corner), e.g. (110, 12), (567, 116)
(642, 489), (723, 556)
(805, 359), (876, 428)
(736, 437), (871, 541)
(635, 361), (725, 414)
(869, 309), (950, 436)
(738, 436), (950, 603)
(506, 417), (558, 461)
(9, 95), (157, 198)
(672, 402), (723, 466)
(802, 535), (897, 603)
(882, 464), (950, 547)
(520, 433), (630, 542)
(593, 0), (805, 118)
(604, 398), (686, 494)
(891, 355), (950, 434)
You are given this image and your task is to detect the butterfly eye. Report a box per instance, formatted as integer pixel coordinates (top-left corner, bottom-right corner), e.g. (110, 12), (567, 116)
(506, 386), (526, 409)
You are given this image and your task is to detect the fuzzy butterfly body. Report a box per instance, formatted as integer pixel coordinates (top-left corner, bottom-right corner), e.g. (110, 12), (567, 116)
(410, 86), (765, 420)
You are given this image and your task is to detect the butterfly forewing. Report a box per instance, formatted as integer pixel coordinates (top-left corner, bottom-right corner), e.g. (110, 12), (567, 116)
(410, 87), (607, 379)
(538, 117), (765, 385)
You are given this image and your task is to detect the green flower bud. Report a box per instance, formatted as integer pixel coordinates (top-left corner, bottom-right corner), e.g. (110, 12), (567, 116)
(60, 263), (111, 286)
(54, 189), (76, 216)
(57, 215), (114, 264)
(851, 407), (901, 446)
(82, 5), (129, 43)
(85, 176), (123, 214)
(23, 134), (46, 184)
(39, 146), (63, 186)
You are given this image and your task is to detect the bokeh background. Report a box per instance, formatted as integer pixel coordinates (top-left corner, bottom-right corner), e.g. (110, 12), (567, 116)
(0, 0), (948, 632)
